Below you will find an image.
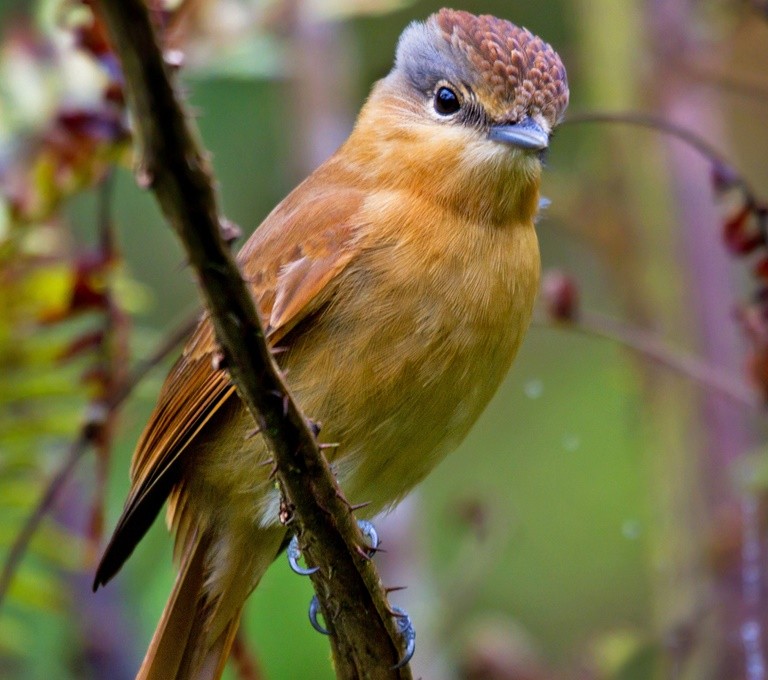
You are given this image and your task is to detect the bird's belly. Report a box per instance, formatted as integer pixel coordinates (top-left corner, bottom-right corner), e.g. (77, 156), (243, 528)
(199, 222), (539, 529)
(282, 259), (537, 516)
(323, 340), (509, 516)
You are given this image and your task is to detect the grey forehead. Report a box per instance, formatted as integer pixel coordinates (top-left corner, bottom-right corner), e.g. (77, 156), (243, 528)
(393, 20), (472, 93)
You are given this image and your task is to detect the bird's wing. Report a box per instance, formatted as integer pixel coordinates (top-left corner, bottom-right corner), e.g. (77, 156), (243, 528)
(93, 182), (365, 588)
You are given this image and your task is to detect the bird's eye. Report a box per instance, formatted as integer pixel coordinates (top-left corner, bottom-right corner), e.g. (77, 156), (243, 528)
(434, 86), (460, 115)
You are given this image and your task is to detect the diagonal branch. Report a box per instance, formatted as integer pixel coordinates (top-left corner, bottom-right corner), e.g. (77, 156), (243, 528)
(0, 432), (91, 607)
(94, 1), (411, 678)
(536, 311), (759, 409)
(564, 110), (759, 198)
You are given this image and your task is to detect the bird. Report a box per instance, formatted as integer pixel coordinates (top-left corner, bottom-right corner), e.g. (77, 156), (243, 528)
(94, 8), (568, 680)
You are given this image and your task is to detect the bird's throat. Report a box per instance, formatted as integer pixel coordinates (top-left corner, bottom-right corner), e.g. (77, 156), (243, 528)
(448, 157), (542, 227)
(341, 112), (543, 229)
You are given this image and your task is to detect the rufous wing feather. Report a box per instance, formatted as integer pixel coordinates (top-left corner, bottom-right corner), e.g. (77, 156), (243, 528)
(93, 183), (364, 590)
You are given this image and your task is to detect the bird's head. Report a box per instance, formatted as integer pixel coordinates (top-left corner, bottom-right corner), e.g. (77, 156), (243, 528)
(348, 9), (569, 225)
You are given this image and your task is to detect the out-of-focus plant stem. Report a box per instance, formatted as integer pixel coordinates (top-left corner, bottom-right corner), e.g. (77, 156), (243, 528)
(284, 3), (354, 179)
(650, 1), (768, 678)
(574, 0), (718, 676)
(537, 312), (758, 409)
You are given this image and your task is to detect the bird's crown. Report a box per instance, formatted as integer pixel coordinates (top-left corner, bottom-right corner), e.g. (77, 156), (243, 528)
(396, 8), (568, 127)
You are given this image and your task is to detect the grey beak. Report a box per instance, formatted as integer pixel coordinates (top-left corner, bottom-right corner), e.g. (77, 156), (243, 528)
(489, 117), (549, 151)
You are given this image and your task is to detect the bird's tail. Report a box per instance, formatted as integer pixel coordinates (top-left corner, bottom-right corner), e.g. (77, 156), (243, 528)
(137, 526), (283, 680)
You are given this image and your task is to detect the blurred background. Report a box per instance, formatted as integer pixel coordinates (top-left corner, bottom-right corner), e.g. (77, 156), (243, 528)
(2, 0), (768, 678)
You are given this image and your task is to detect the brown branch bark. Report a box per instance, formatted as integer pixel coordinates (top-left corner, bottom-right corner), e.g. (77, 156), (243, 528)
(94, 1), (412, 677)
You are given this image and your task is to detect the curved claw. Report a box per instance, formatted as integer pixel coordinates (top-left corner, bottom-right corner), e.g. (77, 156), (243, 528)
(309, 595), (330, 635)
(390, 606), (416, 670)
(357, 519), (379, 556)
(287, 535), (319, 576)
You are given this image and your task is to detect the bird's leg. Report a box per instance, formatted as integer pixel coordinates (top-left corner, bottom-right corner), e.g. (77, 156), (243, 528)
(290, 518), (416, 668)
(282, 412), (411, 665)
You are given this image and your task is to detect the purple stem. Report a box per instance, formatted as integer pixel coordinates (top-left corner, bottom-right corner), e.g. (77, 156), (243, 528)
(650, 0), (768, 675)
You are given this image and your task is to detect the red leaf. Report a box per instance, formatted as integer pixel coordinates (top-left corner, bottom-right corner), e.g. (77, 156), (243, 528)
(57, 329), (105, 362)
(542, 269), (579, 321)
(55, 109), (128, 145)
(755, 258), (768, 282)
(80, 364), (110, 391)
(722, 205), (763, 256)
(747, 348), (768, 403)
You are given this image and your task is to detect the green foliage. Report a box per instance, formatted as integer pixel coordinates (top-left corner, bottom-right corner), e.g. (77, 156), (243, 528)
(0, 3), (141, 675)
(0, 223), (86, 663)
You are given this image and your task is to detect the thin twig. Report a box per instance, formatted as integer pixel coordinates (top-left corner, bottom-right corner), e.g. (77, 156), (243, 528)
(536, 311), (759, 409)
(108, 313), (197, 408)
(563, 111), (759, 198)
(0, 313), (196, 610)
(94, 1), (411, 676)
(0, 432), (91, 606)
(89, 169), (124, 548)
(98, 169), (116, 256)
(746, 0), (768, 18)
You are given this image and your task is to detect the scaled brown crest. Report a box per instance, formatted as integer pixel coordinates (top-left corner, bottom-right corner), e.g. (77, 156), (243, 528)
(434, 8), (568, 125)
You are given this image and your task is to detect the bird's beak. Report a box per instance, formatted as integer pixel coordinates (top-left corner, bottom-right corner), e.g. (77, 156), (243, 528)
(488, 117), (549, 151)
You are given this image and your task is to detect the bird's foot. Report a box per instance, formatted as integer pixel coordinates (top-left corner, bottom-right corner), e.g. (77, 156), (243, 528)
(356, 519), (379, 557)
(308, 594), (328, 634)
(287, 532), (319, 576)
(390, 606), (416, 669)
(287, 519), (379, 575)
(290, 518), (415, 668)
(308, 596), (416, 669)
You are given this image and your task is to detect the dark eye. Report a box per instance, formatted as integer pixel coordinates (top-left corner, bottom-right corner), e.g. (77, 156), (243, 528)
(434, 86), (460, 115)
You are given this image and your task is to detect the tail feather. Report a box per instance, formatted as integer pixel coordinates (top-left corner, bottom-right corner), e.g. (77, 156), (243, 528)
(136, 526), (284, 680)
(184, 615), (243, 680)
(137, 531), (208, 680)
